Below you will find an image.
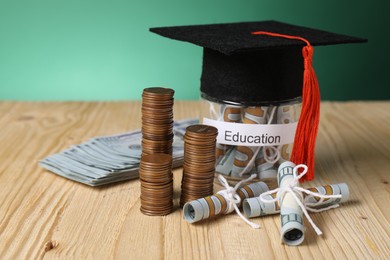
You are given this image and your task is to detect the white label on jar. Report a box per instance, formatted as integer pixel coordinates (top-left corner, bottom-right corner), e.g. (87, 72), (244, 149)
(203, 117), (297, 146)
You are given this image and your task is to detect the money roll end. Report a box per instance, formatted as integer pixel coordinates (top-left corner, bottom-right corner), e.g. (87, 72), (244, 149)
(183, 201), (204, 223)
(282, 227), (304, 246)
(338, 183), (350, 203)
(242, 198), (262, 218)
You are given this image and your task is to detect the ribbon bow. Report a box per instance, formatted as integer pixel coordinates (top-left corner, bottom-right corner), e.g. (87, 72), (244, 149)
(217, 174), (260, 229)
(259, 164), (342, 235)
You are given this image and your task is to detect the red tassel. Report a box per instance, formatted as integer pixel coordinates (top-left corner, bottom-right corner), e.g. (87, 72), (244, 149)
(252, 31), (320, 181)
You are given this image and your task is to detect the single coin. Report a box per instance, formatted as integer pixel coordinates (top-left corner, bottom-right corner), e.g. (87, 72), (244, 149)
(143, 87), (175, 95)
(185, 125), (218, 137)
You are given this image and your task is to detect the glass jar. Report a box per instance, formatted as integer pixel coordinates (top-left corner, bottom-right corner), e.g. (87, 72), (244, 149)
(201, 93), (302, 188)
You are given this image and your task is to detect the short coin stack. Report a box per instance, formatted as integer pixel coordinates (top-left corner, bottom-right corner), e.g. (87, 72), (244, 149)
(139, 153), (174, 216)
(142, 87), (175, 156)
(180, 125), (218, 207)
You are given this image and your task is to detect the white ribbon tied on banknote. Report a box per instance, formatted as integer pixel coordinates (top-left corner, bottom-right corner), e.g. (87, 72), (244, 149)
(259, 164), (342, 235)
(217, 174), (260, 229)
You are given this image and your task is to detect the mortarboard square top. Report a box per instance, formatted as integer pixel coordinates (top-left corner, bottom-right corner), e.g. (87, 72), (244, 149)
(150, 20), (366, 104)
(150, 20), (366, 55)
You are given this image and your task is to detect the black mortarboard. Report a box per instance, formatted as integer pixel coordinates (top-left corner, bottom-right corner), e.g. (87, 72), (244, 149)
(149, 20), (366, 181)
(150, 20), (366, 104)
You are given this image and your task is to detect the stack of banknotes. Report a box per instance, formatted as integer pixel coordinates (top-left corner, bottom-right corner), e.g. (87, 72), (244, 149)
(39, 119), (197, 186)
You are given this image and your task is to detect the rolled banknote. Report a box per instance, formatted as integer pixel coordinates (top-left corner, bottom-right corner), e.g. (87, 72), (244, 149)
(231, 106), (269, 177)
(305, 183), (349, 209)
(255, 147), (277, 179)
(183, 181), (269, 223)
(243, 183), (349, 218)
(254, 106), (278, 178)
(216, 105), (242, 160)
(215, 145), (236, 176)
(277, 103), (301, 164)
(277, 161), (305, 246)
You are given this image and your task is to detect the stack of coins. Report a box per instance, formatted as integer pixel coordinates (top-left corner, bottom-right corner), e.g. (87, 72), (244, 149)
(180, 124), (218, 207)
(139, 153), (173, 216)
(141, 87), (174, 156)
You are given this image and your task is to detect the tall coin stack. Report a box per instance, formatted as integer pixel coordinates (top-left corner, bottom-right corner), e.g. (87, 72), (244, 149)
(180, 125), (218, 207)
(139, 153), (174, 216)
(141, 87), (175, 156)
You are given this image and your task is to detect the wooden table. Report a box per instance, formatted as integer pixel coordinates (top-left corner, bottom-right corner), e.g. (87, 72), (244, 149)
(0, 101), (389, 259)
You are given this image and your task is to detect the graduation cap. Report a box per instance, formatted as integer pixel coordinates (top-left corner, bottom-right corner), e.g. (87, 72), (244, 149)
(150, 20), (366, 181)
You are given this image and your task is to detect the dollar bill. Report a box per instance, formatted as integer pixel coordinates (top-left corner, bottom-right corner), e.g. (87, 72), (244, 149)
(215, 146), (236, 176)
(243, 183), (349, 218)
(276, 103), (301, 164)
(183, 181), (269, 223)
(39, 118), (197, 186)
(278, 161), (305, 246)
(231, 106), (269, 177)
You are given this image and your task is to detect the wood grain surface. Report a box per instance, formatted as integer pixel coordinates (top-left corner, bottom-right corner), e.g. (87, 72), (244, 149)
(0, 101), (389, 259)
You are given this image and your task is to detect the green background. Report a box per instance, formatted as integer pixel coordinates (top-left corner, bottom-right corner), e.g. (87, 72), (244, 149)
(0, 0), (388, 101)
